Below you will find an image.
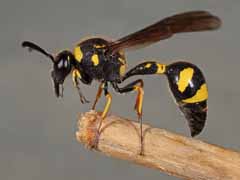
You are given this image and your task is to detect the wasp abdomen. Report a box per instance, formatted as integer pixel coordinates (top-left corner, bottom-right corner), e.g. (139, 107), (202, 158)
(165, 61), (208, 136)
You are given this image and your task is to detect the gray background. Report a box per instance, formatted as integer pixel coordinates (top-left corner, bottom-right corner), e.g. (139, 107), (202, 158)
(1, 0), (239, 179)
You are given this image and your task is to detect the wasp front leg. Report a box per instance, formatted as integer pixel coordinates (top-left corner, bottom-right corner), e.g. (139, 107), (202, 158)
(72, 69), (90, 104)
(111, 79), (144, 155)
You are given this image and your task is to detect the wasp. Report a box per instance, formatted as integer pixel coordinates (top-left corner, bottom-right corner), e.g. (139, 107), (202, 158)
(22, 11), (221, 154)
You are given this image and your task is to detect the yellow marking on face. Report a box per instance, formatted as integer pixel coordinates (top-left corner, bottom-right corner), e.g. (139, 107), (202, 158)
(177, 68), (194, 92)
(74, 47), (83, 63)
(91, 54), (99, 66)
(72, 69), (81, 87)
(145, 63), (152, 68)
(101, 93), (112, 119)
(67, 56), (70, 61)
(156, 64), (166, 74)
(182, 84), (208, 103)
(94, 44), (106, 48)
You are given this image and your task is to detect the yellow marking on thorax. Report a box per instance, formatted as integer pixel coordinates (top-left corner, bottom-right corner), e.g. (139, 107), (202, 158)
(94, 44), (106, 48)
(120, 64), (126, 76)
(182, 84), (208, 103)
(75, 36), (112, 45)
(145, 63), (152, 68)
(92, 54), (99, 66)
(118, 57), (126, 77)
(74, 47), (83, 63)
(156, 64), (166, 74)
(177, 68), (194, 92)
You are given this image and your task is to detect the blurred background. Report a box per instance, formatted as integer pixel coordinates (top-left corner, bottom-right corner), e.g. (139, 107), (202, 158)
(1, 0), (239, 179)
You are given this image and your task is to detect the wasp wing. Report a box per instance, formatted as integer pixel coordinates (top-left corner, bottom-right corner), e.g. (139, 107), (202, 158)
(107, 11), (221, 54)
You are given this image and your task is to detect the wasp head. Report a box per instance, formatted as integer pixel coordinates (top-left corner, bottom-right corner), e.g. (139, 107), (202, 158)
(22, 41), (75, 97)
(51, 50), (74, 97)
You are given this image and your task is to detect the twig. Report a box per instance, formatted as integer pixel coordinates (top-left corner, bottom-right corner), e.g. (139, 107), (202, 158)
(76, 111), (240, 180)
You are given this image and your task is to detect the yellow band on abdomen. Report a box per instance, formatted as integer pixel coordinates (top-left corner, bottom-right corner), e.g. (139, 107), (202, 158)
(177, 68), (194, 93)
(182, 83), (208, 103)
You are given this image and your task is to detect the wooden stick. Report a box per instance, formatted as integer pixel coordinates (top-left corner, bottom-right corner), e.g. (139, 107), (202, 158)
(76, 111), (240, 180)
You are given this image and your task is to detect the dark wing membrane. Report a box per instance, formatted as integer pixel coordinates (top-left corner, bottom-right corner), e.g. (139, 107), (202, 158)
(108, 11), (221, 54)
(178, 100), (207, 137)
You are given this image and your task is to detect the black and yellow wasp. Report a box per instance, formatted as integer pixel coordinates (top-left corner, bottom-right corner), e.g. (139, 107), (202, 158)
(22, 11), (221, 154)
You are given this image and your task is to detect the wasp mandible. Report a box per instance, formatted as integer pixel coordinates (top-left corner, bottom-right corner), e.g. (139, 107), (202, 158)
(22, 11), (221, 154)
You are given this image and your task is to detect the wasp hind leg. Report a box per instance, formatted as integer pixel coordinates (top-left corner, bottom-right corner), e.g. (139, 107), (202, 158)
(112, 79), (144, 155)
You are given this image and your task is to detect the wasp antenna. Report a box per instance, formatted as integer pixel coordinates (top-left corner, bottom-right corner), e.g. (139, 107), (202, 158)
(22, 41), (55, 62)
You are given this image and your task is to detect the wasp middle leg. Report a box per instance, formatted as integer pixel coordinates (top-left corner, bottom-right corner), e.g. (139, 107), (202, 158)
(92, 82), (104, 110)
(87, 82), (112, 148)
(91, 82), (112, 119)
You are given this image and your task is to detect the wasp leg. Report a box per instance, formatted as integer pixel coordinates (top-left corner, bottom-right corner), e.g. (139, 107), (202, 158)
(87, 82), (112, 149)
(101, 83), (112, 119)
(112, 79), (144, 155)
(72, 69), (90, 104)
(97, 83), (112, 137)
(92, 82), (112, 123)
(92, 82), (104, 110)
